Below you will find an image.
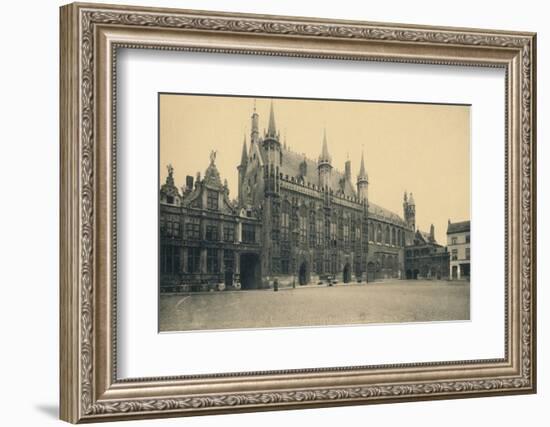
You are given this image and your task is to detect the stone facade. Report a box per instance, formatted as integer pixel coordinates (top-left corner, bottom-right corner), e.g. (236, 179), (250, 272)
(159, 156), (262, 292)
(159, 101), (438, 292)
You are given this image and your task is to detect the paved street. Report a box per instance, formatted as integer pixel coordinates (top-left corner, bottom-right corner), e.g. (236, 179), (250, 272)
(159, 280), (470, 332)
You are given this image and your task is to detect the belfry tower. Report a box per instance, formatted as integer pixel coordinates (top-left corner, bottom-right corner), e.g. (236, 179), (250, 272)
(403, 191), (416, 231)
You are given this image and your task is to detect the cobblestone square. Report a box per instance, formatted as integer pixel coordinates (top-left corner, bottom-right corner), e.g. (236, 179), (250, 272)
(159, 280), (470, 332)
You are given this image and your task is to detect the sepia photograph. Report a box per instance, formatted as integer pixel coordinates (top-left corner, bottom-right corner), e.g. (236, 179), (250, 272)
(158, 94), (471, 332)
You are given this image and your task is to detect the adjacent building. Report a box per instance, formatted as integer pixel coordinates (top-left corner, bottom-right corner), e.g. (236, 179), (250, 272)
(447, 220), (471, 280)
(404, 225), (450, 280)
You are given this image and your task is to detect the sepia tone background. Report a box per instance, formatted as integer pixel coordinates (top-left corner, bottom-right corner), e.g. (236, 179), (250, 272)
(160, 94), (470, 244)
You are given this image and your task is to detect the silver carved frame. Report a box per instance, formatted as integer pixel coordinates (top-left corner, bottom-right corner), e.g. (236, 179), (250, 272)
(60, 2), (537, 423)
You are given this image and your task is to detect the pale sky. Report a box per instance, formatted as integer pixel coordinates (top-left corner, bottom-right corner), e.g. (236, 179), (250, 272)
(160, 94), (470, 244)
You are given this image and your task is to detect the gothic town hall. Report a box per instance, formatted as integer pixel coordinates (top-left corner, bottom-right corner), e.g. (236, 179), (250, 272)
(159, 101), (444, 292)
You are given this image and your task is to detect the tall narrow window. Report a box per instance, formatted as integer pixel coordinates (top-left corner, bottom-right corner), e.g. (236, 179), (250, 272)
(186, 218), (200, 240)
(242, 224), (256, 243)
(309, 211), (316, 247)
(207, 190), (219, 210)
(281, 201), (290, 242)
(205, 225), (218, 241)
(187, 247), (201, 273)
(206, 248), (219, 273)
(317, 218), (323, 245)
(223, 225), (234, 242)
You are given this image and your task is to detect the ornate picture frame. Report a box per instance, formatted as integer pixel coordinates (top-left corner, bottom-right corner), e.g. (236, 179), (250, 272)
(60, 2), (536, 423)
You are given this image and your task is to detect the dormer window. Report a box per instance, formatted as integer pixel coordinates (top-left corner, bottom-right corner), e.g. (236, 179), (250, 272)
(166, 195), (174, 204)
(207, 190), (219, 210)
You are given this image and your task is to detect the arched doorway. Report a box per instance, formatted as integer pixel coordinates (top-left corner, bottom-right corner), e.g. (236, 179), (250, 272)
(413, 269), (419, 280)
(406, 269), (412, 280)
(298, 262), (308, 286)
(240, 253), (261, 289)
(343, 263), (351, 283)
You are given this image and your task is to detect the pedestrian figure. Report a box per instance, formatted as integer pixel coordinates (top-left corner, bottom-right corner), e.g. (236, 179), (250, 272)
(273, 278), (279, 292)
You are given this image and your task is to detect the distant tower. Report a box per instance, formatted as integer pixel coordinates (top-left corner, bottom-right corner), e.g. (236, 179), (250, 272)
(430, 223), (435, 241)
(403, 191), (416, 230)
(357, 150), (369, 203)
(318, 129), (332, 189)
(237, 134), (248, 205)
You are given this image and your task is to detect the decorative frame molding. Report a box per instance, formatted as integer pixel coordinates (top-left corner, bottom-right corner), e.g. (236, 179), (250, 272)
(60, 2), (536, 423)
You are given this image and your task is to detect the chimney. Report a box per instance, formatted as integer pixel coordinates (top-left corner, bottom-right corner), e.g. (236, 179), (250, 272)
(345, 160), (351, 181)
(186, 175), (194, 191)
(430, 224), (435, 240)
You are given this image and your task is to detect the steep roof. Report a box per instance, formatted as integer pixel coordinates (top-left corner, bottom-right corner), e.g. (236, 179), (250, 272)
(447, 220), (470, 234)
(279, 147), (357, 198)
(368, 201), (407, 227)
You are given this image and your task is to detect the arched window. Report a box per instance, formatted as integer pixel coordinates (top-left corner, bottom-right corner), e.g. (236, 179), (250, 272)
(299, 205), (307, 245)
(397, 229), (401, 246)
(392, 228), (396, 245)
(376, 223), (382, 243)
(385, 225), (390, 244)
(281, 200), (290, 241)
(368, 221), (374, 242)
(309, 210), (316, 247)
(343, 212), (350, 247)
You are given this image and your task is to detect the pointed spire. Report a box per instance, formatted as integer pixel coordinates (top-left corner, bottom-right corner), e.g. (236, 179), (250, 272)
(409, 192), (415, 205)
(357, 150), (368, 183)
(404, 191), (408, 202)
(250, 99), (259, 144)
(318, 128), (332, 165)
(267, 100), (277, 138)
(240, 134), (248, 166)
